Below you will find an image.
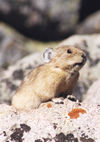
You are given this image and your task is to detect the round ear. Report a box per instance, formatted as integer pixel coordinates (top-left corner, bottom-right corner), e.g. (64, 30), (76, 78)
(43, 48), (53, 63)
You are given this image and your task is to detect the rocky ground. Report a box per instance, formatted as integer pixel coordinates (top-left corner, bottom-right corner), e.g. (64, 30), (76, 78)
(0, 98), (100, 142)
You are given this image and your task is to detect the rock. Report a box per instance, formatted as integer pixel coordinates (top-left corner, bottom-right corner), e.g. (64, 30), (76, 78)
(0, 22), (57, 68)
(0, 0), (80, 41)
(83, 78), (100, 104)
(58, 34), (100, 101)
(0, 52), (43, 104)
(0, 23), (29, 68)
(0, 98), (99, 141)
(77, 11), (100, 34)
(0, 35), (57, 104)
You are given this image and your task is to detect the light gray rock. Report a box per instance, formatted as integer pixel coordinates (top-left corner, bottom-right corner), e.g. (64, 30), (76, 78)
(0, 22), (58, 67)
(83, 78), (100, 104)
(0, 23), (29, 67)
(58, 34), (100, 101)
(77, 11), (100, 34)
(0, 52), (43, 104)
(0, 98), (99, 142)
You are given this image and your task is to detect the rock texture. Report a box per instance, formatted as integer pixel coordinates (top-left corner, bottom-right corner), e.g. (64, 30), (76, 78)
(0, 52), (43, 104)
(0, 0), (80, 40)
(83, 78), (100, 104)
(77, 11), (100, 34)
(59, 34), (100, 100)
(0, 22), (57, 68)
(0, 98), (99, 142)
(0, 23), (29, 67)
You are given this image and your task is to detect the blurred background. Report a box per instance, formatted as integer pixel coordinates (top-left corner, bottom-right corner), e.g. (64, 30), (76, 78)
(0, 0), (100, 67)
(0, 0), (100, 104)
(0, 0), (100, 41)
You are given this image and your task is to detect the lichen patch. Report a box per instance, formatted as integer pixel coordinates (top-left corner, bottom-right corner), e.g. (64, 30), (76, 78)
(47, 103), (52, 108)
(68, 108), (86, 119)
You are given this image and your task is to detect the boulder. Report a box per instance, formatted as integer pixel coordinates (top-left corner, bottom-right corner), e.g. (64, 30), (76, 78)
(0, 22), (57, 68)
(0, 23), (29, 67)
(0, 52), (43, 104)
(0, 0), (80, 41)
(0, 98), (99, 142)
(83, 78), (100, 104)
(77, 11), (100, 34)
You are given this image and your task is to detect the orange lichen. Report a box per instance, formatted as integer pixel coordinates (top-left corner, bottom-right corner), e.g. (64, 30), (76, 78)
(47, 103), (52, 108)
(68, 108), (86, 119)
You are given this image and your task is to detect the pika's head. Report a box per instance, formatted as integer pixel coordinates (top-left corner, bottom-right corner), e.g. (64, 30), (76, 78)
(43, 45), (86, 72)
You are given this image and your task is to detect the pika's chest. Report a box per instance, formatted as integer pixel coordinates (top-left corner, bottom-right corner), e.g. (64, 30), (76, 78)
(56, 72), (79, 93)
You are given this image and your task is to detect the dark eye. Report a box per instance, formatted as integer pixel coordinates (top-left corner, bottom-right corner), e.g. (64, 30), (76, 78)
(67, 49), (72, 54)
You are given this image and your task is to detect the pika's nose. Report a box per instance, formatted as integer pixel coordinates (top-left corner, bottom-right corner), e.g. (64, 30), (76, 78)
(82, 53), (86, 58)
(82, 53), (87, 62)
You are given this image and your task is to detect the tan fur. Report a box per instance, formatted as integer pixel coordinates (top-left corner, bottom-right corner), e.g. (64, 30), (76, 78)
(12, 45), (86, 110)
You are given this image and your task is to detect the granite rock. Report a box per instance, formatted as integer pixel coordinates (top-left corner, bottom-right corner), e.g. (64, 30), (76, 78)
(77, 11), (100, 34)
(0, 0), (80, 40)
(0, 23), (29, 68)
(0, 22), (57, 68)
(83, 78), (100, 104)
(0, 52), (43, 104)
(0, 98), (99, 142)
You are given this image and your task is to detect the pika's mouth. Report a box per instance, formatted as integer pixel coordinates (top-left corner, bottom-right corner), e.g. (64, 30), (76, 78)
(73, 62), (84, 67)
(73, 55), (86, 67)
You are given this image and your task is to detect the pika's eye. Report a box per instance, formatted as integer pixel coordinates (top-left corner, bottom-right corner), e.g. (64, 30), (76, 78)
(67, 49), (72, 54)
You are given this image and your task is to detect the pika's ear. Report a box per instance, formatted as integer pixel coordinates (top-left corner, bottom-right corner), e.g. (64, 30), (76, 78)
(43, 48), (53, 63)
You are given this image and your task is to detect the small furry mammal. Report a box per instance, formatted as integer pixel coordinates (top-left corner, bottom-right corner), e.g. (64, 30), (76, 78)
(12, 45), (86, 110)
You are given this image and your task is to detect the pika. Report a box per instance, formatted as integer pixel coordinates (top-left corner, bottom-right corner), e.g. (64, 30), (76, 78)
(12, 45), (86, 110)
